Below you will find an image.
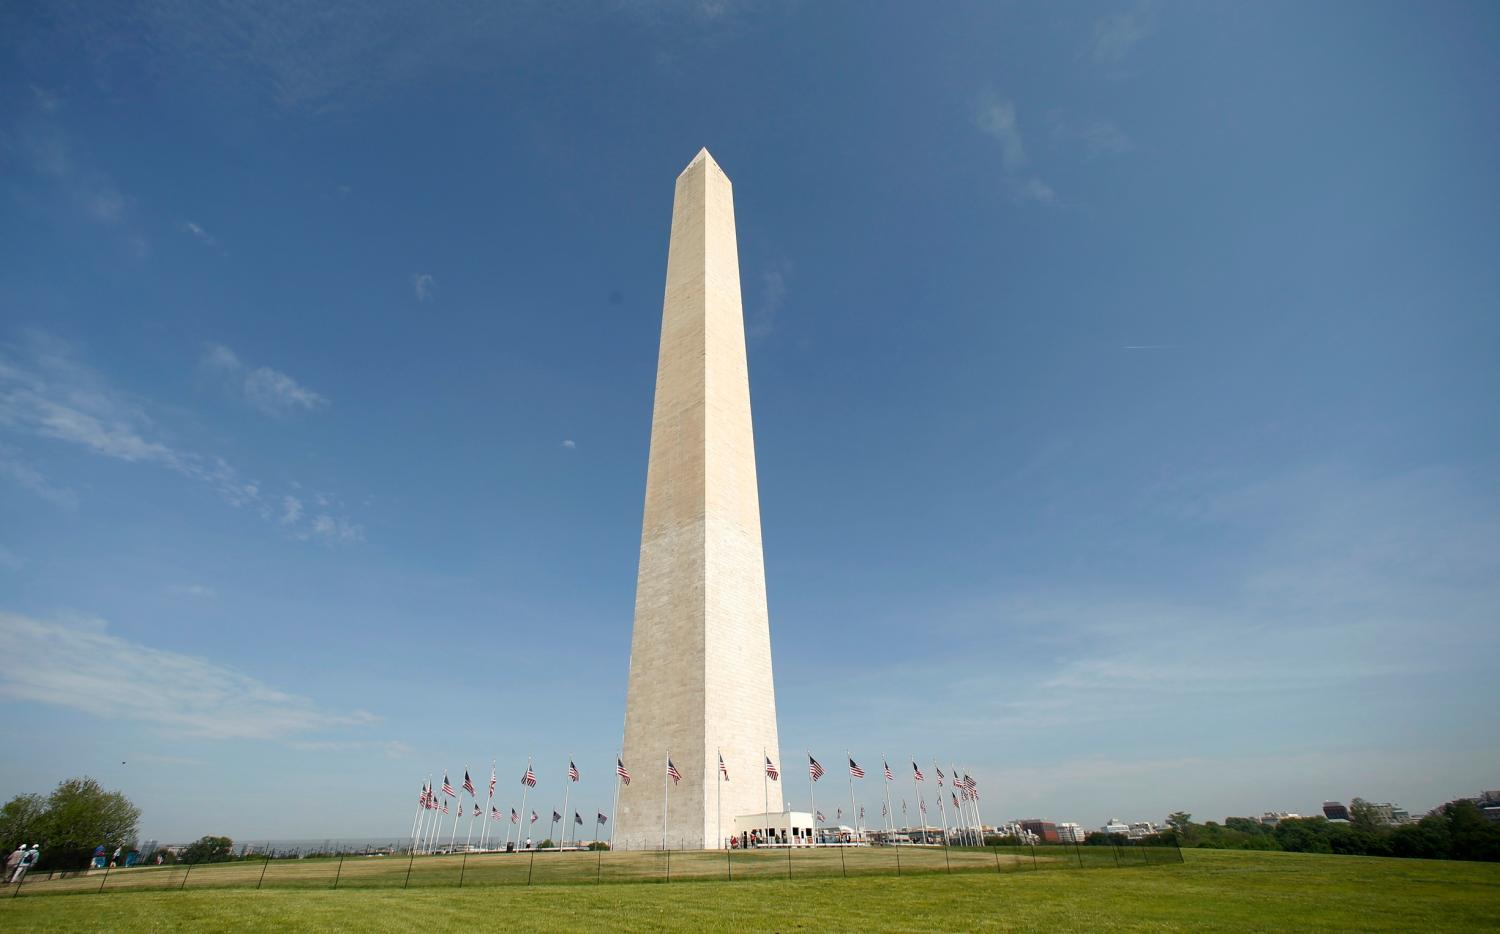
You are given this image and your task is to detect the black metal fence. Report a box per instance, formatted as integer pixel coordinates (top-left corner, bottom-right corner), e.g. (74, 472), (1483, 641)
(5, 838), (1181, 898)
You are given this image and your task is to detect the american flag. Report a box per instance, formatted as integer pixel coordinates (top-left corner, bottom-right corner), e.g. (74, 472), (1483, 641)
(719, 753), (729, 781)
(765, 756), (780, 781)
(510, 808), (519, 824)
(837, 808), (843, 820)
(809, 755), (825, 781)
(462, 771), (476, 796)
(418, 783), (430, 806)
(521, 764), (537, 787)
(472, 803), (480, 817)
(552, 811), (562, 823)
(531, 810), (538, 824)
(952, 792), (959, 808)
(490, 806), (502, 821)
(816, 810), (825, 822)
(883, 761), (894, 781)
(597, 812), (608, 825)
(848, 758), (865, 779)
(489, 767), (497, 797)
(568, 761), (580, 782)
(616, 758), (632, 785)
(667, 758), (681, 785)
(936, 766), (945, 786)
(859, 805), (866, 819)
(920, 799), (928, 814)
(441, 799), (450, 815)
(882, 802), (888, 817)
(912, 762), (925, 782)
(902, 800), (908, 815)
(442, 774), (456, 797)
(574, 812), (583, 826)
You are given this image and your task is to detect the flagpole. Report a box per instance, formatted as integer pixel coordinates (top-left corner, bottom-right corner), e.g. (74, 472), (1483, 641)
(610, 751), (622, 851)
(519, 758), (534, 848)
(662, 750), (669, 851)
(960, 764), (977, 845)
(762, 747), (769, 845)
(807, 751), (817, 848)
(846, 751), (860, 843)
(967, 766), (985, 843)
(716, 747), (722, 851)
(561, 756), (573, 849)
(881, 755), (894, 841)
(480, 759), (495, 851)
(465, 797), (477, 851)
(448, 767), (466, 850)
(933, 759), (950, 845)
(408, 779), (425, 854)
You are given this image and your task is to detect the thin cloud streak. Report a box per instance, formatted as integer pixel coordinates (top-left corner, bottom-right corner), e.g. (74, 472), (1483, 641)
(0, 611), (378, 741)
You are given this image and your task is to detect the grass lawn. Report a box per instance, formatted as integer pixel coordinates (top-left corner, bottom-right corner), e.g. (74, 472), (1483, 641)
(3, 849), (1497, 931)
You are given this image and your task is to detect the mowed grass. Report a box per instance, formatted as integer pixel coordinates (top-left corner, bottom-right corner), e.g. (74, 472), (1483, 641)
(4, 849), (1498, 932)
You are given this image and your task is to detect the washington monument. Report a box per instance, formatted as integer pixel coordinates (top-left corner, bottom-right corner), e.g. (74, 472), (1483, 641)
(615, 149), (783, 850)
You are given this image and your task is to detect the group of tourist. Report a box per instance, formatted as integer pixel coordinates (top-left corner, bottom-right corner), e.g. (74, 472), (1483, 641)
(6, 844), (40, 883)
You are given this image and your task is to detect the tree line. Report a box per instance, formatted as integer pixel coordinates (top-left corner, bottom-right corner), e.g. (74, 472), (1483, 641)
(1163, 798), (1500, 862)
(1, 777), (140, 872)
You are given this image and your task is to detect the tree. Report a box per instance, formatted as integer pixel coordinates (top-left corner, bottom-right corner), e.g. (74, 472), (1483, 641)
(1166, 812), (1193, 834)
(181, 836), (235, 864)
(31, 777), (141, 871)
(0, 793), (48, 854)
(1348, 798), (1385, 834)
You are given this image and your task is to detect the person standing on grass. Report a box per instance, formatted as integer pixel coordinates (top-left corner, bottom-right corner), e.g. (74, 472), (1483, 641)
(6, 845), (25, 882)
(13, 845), (38, 883)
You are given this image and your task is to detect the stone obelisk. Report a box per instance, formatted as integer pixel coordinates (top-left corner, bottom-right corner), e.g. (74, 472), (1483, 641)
(615, 149), (783, 850)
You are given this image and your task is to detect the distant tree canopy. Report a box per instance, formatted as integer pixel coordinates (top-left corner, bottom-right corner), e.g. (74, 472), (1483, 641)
(181, 836), (236, 864)
(1164, 800), (1500, 862)
(0, 777), (141, 871)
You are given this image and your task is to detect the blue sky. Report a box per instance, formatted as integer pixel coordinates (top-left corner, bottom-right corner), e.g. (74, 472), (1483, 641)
(2, 1), (1497, 843)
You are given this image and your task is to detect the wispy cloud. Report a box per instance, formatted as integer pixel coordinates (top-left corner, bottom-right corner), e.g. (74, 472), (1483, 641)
(0, 447), (79, 509)
(0, 611), (378, 740)
(280, 494), (304, 525)
(289, 739), (411, 758)
(974, 94), (1056, 204)
(301, 514), (365, 545)
(167, 584), (217, 599)
(412, 273), (435, 302)
(1089, 5), (1153, 64)
(749, 262), (790, 338)
(1052, 116), (1134, 159)
(201, 343), (328, 416)
(179, 220), (218, 247)
(0, 332), (362, 542)
(561, 439), (576, 450)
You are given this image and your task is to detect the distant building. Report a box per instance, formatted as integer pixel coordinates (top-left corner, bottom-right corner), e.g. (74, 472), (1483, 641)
(1322, 801), (1351, 822)
(1057, 822), (1085, 844)
(1127, 821), (1158, 840)
(1019, 820), (1060, 843)
(1259, 812), (1300, 826)
(1101, 819), (1130, 836)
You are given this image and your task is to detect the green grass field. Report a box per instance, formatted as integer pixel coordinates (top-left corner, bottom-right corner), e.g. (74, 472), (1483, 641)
(3, 849), (1497, 931)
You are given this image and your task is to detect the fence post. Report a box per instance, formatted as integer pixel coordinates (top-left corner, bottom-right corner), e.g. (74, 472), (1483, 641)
(402, 849), (416, 890)
(1112, 844), (1121, 868)
(597, 846), (603, 885)
(727, 844), (733, 881)
(992, 843), (1001, 875)
(458, 850), (467, 889)
(333, 854), (345, 890)
(97, 861), (113, 894)
(665, 845), (670, 884)
(786, 841), (791, 880)
(179, 861), (193, 890)
(257, 857), (270, 890)
(526, 848), (535, 886)
(894, 841), (901, 877)
(839, 842), (847, 878)
(1074, 841), (1083, 868)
